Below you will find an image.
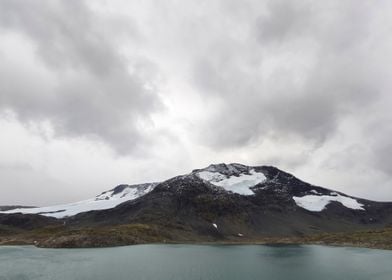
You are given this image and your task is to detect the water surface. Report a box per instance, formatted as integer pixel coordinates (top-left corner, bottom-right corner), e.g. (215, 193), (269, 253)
(0, 244), (391, 280)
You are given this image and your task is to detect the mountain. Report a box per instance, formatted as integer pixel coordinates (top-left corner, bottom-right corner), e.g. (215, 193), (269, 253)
(1, 163), (392, 248)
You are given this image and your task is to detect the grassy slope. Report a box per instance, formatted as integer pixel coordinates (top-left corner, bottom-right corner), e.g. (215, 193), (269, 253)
(297, 227), (392, 250)
(1, 223), (392, 249)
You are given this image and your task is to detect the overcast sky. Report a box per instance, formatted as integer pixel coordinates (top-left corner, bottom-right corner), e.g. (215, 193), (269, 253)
(0, 0), (391, 206)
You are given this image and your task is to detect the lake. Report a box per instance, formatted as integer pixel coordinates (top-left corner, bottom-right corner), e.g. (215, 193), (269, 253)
(0, 244), (391, 280)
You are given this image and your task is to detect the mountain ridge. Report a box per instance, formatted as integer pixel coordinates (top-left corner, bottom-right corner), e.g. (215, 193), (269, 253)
(1, 163), (392, 248)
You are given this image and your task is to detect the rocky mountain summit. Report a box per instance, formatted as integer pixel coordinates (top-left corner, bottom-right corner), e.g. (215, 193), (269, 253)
(1, 163), (392, 248)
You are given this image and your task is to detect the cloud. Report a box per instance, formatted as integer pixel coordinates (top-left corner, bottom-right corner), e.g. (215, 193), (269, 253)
(191, 0), (386, 151)
(0, 0), (391, 204)
(256, 0), (312, 43)
(0, 0), (163, 153)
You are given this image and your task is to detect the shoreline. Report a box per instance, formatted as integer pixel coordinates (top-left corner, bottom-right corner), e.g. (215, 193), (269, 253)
(1, 225), (391, 250)
(1, 238), (391, 251)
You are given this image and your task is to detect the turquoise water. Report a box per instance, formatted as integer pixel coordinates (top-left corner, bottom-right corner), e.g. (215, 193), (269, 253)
(0, 244), (391, 280)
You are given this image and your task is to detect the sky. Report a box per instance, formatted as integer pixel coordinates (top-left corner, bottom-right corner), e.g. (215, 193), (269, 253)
(0, 0), (392, 206)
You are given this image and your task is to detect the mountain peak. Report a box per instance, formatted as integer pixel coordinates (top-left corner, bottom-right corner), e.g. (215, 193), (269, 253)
(191, 163), (295, 183)
(192, 163), (250, 175)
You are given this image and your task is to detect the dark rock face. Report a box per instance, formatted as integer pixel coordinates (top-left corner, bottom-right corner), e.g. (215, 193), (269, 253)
(111, 183), (158, 196)
(0, 206), (35, 211)
(95, 183), (159, 200)
(111, 184), (131, 195)
(1, 163), (392, 248)
(192, 163), (252, 176)
(0, 213), (59, 230)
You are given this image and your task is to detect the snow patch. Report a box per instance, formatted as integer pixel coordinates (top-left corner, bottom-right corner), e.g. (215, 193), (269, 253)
(0, 184), (156, 218)
(197, 169), (266, 195)
(293, 194), (365, 212)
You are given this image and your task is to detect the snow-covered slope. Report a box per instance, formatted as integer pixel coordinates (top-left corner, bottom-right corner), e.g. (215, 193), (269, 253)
(0, 183), (158, 219)
(195, 164), (266, 195)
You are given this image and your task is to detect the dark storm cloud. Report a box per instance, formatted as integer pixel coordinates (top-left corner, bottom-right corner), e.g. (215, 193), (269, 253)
(0, 0), (124, 74)
(0, 0), (162, 152)
(192, 0), (384, 150)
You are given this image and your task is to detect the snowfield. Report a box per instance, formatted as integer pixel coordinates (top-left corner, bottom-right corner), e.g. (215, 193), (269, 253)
(197, 169), (266, 195)
(293, 193), (365, 212)
(0, 184), (156, 219)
